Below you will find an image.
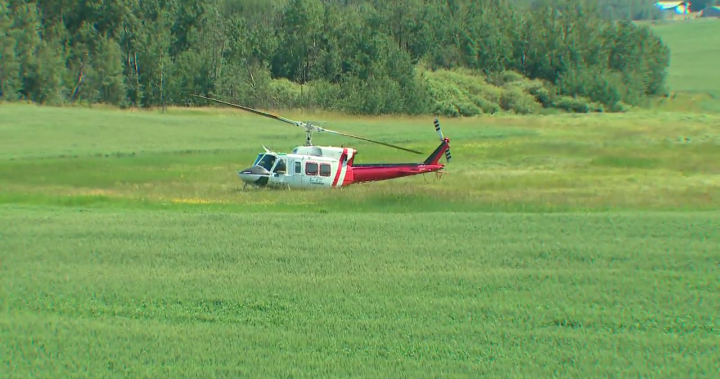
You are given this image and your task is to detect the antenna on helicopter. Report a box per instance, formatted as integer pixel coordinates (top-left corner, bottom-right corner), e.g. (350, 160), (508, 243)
(191, 94), (425, 155)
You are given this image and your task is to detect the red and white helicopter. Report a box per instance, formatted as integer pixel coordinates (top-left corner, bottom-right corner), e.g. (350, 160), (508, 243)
(192, 95), (452, 189)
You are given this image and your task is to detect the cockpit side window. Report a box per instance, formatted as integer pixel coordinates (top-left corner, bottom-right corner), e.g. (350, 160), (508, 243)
(272, 158), (287, 173)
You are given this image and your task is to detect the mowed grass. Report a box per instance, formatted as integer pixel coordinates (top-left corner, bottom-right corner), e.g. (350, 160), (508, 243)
(1, 104), (720, 377)
(2, 206), (719, 377)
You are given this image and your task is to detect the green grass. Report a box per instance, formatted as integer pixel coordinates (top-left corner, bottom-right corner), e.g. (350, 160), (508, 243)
(2, 104), (720, 377)
(2, 206), (719, 377)
(3, 17), (719, 378)
(650, 18), (720, 96)
(2, 104), (720, 212)
(648, 18), (720, 113)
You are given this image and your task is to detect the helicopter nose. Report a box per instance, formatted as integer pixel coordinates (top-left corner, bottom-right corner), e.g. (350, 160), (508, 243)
(238, 165), (270, 186)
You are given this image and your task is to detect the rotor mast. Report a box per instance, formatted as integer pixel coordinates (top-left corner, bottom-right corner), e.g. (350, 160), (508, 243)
(305, 127), (312, 146)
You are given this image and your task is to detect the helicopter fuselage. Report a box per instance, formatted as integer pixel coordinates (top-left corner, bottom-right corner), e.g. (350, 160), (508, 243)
(238, 146), (354, 189)
(238, 139), (450, 190)
(190, 94), (452, 190)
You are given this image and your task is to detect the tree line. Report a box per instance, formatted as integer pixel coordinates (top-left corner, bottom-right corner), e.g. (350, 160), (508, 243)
(0, 0), (670, 116)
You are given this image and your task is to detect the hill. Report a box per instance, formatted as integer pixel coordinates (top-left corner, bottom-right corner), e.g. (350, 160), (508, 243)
(650, 19), (720, 95)
(648, 18), (720, 113)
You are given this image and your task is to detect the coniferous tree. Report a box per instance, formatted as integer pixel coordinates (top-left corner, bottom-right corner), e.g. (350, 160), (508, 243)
(0, 0), (672, 114)
(0, 0), (21, 99)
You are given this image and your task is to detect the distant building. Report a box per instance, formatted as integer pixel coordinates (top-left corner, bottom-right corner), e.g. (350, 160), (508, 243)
(654, 1), (691, 14)
(699, 6), (720, 17)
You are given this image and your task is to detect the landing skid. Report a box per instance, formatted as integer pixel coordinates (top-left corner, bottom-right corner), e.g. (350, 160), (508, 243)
(422, 170), (447, 183)
(240, 182), (292, 191)
(240, 183), (264, 191)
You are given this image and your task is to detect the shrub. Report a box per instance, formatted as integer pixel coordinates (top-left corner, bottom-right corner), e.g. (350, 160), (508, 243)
(554, 96), (591, 113)
(500, 87), (542, 114)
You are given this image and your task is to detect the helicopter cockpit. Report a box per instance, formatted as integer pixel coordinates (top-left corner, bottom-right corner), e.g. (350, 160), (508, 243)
(253, 153), (276, 171)
(253, 153), (286, 174)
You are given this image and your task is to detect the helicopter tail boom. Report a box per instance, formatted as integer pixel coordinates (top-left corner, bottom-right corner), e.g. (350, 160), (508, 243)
(348, 138), (450, 184)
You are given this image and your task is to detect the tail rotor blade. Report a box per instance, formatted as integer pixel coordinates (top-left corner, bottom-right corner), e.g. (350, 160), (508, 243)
(434, 118), (452, 163)
(434, 118), (444, 140)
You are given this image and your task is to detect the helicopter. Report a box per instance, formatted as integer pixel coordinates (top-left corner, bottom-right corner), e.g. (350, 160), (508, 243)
(191, 94), (452, 189)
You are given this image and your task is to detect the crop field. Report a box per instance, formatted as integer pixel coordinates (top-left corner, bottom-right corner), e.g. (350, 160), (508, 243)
(1, 103), (720, 377)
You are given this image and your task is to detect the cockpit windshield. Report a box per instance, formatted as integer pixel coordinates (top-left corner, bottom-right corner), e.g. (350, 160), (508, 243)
(253, 153), (277, 171)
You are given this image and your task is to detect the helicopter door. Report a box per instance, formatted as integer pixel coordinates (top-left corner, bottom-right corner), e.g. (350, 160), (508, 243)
(292, 159), (303, 187)
(269, 158), (287, 188)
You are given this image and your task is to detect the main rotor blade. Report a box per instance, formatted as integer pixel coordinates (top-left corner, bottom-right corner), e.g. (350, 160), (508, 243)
(192, 94), (424, 155)
(321, 129), (424, 155)
(191, 94), (300, 126)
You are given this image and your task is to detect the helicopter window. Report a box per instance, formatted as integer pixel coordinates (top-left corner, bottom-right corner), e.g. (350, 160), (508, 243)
(320, 163), (331, 177)
(294, 161), (301, 175)
(256, 154), (276, 171)
(306, 162), (318, 175)
(272, 158), (286, 173)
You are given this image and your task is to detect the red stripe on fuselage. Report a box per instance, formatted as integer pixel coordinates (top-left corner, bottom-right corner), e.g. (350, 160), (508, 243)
(332, 148), (347, 187)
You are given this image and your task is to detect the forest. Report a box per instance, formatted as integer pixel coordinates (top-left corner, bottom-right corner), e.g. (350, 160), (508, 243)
(0, 0), (671, 116)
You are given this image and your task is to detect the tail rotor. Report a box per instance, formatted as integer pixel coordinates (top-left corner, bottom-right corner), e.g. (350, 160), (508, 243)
(433, 118), (452, 163)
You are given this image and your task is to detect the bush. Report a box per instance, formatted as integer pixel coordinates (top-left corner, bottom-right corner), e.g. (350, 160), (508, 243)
(255, 66), (632, 117)
(502, 73), (557, 108)
(303, 79), (342, 110)
(500, 87), (542, 114)
(268, 78), (302, 108)
(554, 96), (591, 113)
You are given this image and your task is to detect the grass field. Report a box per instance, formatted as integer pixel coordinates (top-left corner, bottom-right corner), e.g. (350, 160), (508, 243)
(2, 104), (720, 212)
(2, 207), (718, 377)
(1, 103), (720, 377)
(648, 18), (720, 113)
(2, 19), (720, 377)
(649, 18), (720, 96)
